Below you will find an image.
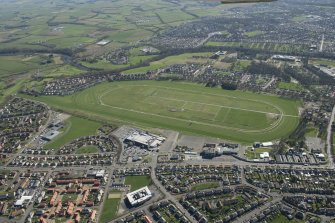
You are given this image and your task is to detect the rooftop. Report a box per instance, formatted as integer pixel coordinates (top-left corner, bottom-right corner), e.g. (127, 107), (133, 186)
(126, 186), (152, 206)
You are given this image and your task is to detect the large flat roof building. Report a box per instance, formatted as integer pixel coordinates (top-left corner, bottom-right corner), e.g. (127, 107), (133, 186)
(14, 190), (35, 207)
(96, 39), (110, 46)
(41, 130), (60, 141)
(124, 130), (165, 150)
(126, 186), (152, 207)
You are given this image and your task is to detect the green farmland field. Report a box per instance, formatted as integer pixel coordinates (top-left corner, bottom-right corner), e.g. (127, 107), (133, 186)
(122, 52), (212, 74)
(26, 81), (301, 143)
(206, 41), (308, 54)
(0, 55), (47, 77)
(0, 0), (229, 51)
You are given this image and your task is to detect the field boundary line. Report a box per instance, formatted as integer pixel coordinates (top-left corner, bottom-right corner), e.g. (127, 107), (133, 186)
(212, 107), (223, 121)
(221, 107), (232, 123)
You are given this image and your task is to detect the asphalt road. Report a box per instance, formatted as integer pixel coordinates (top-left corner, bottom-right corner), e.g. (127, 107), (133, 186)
(150, 154), (198, 223)
(3, 109), (334, 223)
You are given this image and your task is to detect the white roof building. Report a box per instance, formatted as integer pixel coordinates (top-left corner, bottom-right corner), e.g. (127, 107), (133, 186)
(125, 131), (165, 150)
(14, 193), (34, 207)
(316, 153), (325, 158)
(96, 39), (110, 46)
(272, 55), (298, 61)
(126, 186), (152, 207)
(96, 170), (105, 178)
(261, 142), (273, 147)
(260, 152), (270, 159)
(150, 139), (161, 148)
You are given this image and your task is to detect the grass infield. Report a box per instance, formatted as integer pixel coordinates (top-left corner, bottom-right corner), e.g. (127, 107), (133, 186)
(26, 81), (301, 143)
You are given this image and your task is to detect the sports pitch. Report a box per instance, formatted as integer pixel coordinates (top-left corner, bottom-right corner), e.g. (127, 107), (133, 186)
(32, 81), (301, 143)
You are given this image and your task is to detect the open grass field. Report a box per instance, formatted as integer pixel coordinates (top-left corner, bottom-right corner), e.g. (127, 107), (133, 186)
(0, 55), (47, 77)
(245, 147), (272, 159)
(191, 182), (220, 191)
(278, 82), (304, 92)
(0, 54), (83, 105)
(123, 52), (213, 74)
(0, 0), (228, 51)
(44, 116), (101, 150)
(25, 81), (300, 143)
(75, 146), (99, 154)
(309, 58), (335, 67)
(269, 214), (304, 223)
(41, 64), (83, 78)
(0, 78), (27, 105)
(100, 197), (120, 223)
(125, 175), (152, 192)
(0, 54), (82, 86)
(206, 41), (308, 53)
(244, 30), (263, 37)
(108, 192), (122, 199)
(305, 123), (319, 138)
(81, 54), (156, 71)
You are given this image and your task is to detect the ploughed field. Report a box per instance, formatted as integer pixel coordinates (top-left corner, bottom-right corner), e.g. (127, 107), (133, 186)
(32, 81), (301, 143)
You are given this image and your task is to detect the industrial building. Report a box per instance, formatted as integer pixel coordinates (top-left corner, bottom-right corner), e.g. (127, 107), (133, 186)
(126, 186), (152, 207)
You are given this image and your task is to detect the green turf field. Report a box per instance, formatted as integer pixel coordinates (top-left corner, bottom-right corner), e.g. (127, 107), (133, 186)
(269, 214), (304, 223)
(305, 123), (319, 138)
(309, 58), (335, 67)
(191, 182), (220, 191)
(75, 146), (99, 154)
(125, 175), (152, 191)
(0, 78), (27, 105)
(100, 197), (120, 223)
(44, 116), (101, 150)
(245, 147), (272, 159)
(123, 52), (212, 74)
(278, 82), (304, 92)
(0, 55), (50, 77)
(26, 81), (300, 143)
(81, 54), (156, 70)
(244, 30), (263, 37)
(0, 0), (228, 50)
(206, 41), (308, 53)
